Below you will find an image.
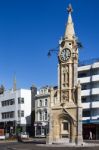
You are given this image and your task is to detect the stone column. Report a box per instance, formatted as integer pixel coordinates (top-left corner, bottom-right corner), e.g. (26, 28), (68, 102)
(69, 62), (72, 101)
(76, 80), (83, 144)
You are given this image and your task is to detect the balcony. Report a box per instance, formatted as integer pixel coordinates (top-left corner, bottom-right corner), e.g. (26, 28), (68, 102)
(83, 117), (90, 120)
(78, 65), (91, 72)
(78, 77), (90, 83)
(83, 116), (99, 120)
(92, 116), (99, 120)
(92, 101), (99, 108)
(81, 89), (90, 96)
(78, 75), (99, 84)
(92, 75), (99, 82)
(82, 101), (99, 109)
(82, 103), (90, 109)
(81, 88), (99, 96)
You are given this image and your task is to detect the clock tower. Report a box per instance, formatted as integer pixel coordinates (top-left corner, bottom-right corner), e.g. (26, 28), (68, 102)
(47, 4), (83, 144)
(58, 4), (78, 108)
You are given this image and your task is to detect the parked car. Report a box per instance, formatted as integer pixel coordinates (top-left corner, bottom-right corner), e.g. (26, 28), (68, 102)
(0, 135), (5, 140)
(20, 132), (29, 139)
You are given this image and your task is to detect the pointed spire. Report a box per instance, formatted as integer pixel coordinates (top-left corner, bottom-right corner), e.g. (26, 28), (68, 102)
(13, 73), (17, 91)
(64, 4), (75, 39)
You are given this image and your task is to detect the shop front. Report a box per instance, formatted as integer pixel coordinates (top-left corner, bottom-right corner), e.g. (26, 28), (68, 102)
(83, 120), (99, 140)
(34, 122), (48, 137)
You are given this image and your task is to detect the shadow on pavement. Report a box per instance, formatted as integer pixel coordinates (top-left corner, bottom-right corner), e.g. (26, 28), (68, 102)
(17, 137), (46, 144)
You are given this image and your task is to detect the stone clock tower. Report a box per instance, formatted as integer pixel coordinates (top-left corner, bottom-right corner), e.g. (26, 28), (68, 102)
(47, 4), (83, 144)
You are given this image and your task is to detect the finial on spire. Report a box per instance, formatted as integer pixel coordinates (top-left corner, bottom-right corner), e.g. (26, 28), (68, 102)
(67, 4), (73, 13)
(64, 3), (75, 39)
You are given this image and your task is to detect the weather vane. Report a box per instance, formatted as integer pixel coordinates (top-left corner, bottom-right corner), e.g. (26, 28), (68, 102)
(67, 4), (73, 13)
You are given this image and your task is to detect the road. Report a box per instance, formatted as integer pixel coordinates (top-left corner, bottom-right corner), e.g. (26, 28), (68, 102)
(0, 142), (99, 150)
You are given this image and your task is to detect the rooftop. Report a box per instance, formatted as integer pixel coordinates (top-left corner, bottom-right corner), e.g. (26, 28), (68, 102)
(79, 58), (99, 67)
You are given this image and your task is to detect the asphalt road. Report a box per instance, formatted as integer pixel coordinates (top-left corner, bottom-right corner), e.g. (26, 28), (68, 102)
(0, 142), (99, 150)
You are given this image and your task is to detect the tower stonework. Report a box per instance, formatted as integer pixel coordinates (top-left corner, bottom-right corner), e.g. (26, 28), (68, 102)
(47, 4), (83, 144)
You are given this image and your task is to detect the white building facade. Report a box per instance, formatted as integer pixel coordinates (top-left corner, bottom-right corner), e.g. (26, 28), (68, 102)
(78, 59), (99, 140)
(0, 89), (31, 136)
(34, 86), (50, 137)
(34, 86), (58, 137)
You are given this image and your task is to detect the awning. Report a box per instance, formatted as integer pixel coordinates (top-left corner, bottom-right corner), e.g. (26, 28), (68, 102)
(83, 119), (99, 124)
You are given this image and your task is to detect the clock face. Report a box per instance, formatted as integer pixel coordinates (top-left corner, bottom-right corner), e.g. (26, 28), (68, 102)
(60, 48), (71, 62)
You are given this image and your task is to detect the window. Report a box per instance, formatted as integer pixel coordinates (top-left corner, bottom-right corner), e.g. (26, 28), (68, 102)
(18, 97), (21, 104)
(44, 110), (47, 120)
(6, 113), (9, 118)
(2, 113), (5, 119)
(10, 111), (14, 118)
(18, 97), (24, 104)
(39, 111), (42, 121)
(18, 110), (24, 117)
(78, 72), (87, 78)
(2, 111), (14, 119)
(39, 100), (42, 107)
(21, 98), (24, 103)
(10, 99), (15, 105)
(82, 97), (87, 103)
(1, 102), (3, 106)
(1, 99), (15, 107)
(18, 110), (20, 117)
(63, 73), (66, 82)
(21, 111), (24, 117)
(81, 84), (87, 90)
(45, 99), (47, 106)
(63, 122), (68, 131)
(83, 109), (90, 117)
(6, 101), (9, 106)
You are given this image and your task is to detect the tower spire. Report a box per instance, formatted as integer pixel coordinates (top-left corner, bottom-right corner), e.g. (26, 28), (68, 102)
(64, 4), (75, 39)
(13, 73), (17, 91)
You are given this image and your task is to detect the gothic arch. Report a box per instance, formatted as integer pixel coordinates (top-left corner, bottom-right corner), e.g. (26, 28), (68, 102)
(58, 108), (75, 125)
(57, 111), (74, 141)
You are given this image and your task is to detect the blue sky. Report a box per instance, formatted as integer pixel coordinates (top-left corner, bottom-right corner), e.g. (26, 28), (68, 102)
(0, 0), (99, 89)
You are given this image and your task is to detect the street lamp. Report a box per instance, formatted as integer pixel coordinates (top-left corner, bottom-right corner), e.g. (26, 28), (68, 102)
(47, 46), (58, 58)
(47, 40), (82, 58)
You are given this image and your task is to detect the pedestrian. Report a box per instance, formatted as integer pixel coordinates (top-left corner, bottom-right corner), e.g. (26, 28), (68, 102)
(89, 131), (92, 140)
